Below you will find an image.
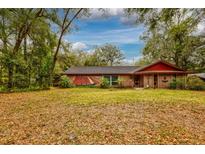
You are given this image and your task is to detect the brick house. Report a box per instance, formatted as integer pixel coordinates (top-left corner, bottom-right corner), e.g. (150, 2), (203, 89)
(64, 60), (188, 88)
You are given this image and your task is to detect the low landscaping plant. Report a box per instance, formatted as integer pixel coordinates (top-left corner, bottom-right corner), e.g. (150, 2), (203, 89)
(186, 76), (205, 90)
(117, 77), (124, 88)
(169, 78), (185, 89)
(59, 75), (73, 88)
(100, 77), (110, 88)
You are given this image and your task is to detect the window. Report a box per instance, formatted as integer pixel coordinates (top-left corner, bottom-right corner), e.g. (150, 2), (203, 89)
(103, 75), (118, 86)
(111, 75), (118, 85)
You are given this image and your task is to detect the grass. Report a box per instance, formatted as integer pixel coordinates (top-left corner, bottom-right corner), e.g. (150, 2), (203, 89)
(0, 88), (205, 144)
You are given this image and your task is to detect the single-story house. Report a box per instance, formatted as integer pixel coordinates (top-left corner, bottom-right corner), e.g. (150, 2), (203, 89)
(64, 60), (188, 88)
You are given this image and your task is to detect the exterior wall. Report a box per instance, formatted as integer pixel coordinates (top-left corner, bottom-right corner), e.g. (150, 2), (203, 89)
(68, 76), (75, 83)
(157, 74), (186, 88)
(67, 74), (186, 88)
(158, 74), (174, 88)
(67, 75), (101, 86)
(143, 74), (154, 88)
(142, 74), (186, 88)
(89, 76), (101, 85)
(119, 75), (134, 87)
(67, 75), (134, 87)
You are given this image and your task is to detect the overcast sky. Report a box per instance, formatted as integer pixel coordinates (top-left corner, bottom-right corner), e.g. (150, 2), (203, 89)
(64, 9), (145, 63)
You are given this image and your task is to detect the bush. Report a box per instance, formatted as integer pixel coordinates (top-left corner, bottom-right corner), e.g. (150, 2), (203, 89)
(117, 77), (124, 88)
(187, 76), (205, 90)
(53, 74), (61, 87)
(13, 73), (29, 88)
(169, 79), (177, 89)
(100, 77), (110, 88)
(59, 75), (73, 88)
(169, 78), (185, 89)
(0, 86), (7, 92)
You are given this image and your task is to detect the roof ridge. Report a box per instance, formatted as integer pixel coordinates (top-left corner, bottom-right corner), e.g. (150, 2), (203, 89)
(70, 66), (139, 67)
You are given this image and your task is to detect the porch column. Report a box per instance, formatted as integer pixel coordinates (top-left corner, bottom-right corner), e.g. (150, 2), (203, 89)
(110, 76), (112, 86)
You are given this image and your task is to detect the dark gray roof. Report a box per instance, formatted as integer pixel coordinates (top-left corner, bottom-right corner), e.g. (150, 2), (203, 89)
(64, 66), (141, 75)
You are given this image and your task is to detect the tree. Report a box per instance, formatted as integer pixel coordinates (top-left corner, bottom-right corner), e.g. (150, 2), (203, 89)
(84, 50), (107, 66)
(94, 44), (125, 66)
(0, 9), (47, 89)
(0, 8), (88, 90)
(126, 8), (205, 71)
(49, 9), (87, 80)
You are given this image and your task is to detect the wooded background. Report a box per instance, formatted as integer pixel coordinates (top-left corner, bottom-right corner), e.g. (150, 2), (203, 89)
(0, 9), (205, 90)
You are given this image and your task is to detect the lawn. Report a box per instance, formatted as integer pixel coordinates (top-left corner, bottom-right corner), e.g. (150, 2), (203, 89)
(0, 88), (205, 144)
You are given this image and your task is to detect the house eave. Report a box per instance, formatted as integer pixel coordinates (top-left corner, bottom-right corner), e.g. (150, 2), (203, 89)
(134, 71), (189, 74)
(63, 73), (134, 76)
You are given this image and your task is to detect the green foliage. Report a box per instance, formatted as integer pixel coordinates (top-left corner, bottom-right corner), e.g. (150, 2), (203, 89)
(100, 77), (110, 88)
(117, 77), (124, 88)
(53, 73), (61, 87)
(0, 86), (7, 92)
(94, 44), (125, 66)
(13, 73), (29, 88)
(0, 8), (86, 91)
(126, 9), (205, 70)
(59, 76), (73, 88)
(187, 76), (205, 90)
(169, 80), (177, 89)
(0, 85), (49, 93)
(77, 85), (96, 88)
(169, 78), (185, 89)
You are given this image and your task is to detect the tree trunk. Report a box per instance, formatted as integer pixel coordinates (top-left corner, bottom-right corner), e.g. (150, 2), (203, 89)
(24, 37), (27, 61)
(7, 9), (44, 89)
(50, 8), (83, 85)
(0, 65), (2, 85)
(8, 64), (13, 89)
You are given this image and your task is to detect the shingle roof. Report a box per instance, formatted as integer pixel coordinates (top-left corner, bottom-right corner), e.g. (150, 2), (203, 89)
(64, 66), (141, 75)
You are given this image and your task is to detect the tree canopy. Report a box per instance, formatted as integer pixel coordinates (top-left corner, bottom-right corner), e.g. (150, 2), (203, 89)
(126, 8), (205, 71)
(1, 8), (205, 91)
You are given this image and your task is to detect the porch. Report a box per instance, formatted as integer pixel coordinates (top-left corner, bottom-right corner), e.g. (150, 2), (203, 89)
(133, 73), (184, 88)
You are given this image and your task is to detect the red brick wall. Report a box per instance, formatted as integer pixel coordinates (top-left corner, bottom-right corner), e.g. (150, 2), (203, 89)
(67, 75), (101, 86)
(119, 75), (134, 87)
(67, 75), (134, 87)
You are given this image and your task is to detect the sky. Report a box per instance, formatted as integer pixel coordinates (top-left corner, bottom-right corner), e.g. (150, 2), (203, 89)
(64, 9), (145, 64)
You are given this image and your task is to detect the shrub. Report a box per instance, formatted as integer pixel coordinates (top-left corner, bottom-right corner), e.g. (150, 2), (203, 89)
(117, 77), (124, 88)
(169, 78), (185, 89)
(59, 75), (73, 88)
(187, 76), (205, 90)
(169, 79), (177, 89)
(13, 73), (29, 88)
(53, 74), (61, 87)
(100, 77), (110, 88)
(0, 86), (7, 92)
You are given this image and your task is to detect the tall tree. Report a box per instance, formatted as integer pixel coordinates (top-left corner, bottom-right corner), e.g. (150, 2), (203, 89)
(94, 44), (125, 66)
(0, 8), (88, 90)
(0, 9), (46, 88)
(49, 9), (87, 78)
(126, 8), (205, 70)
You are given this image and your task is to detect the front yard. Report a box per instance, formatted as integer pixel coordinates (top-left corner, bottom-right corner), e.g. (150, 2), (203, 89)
(0, 88), (205, 144)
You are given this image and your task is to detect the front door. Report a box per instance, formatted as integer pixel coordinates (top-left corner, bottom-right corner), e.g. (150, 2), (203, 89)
(134, 75), (143, 87)
(154, 74), (158, 88)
